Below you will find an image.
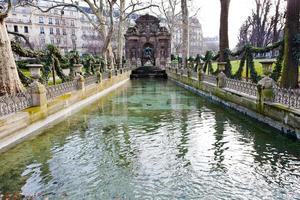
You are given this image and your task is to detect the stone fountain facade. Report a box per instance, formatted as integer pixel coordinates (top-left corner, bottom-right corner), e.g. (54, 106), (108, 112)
(125, 14), (171, 69)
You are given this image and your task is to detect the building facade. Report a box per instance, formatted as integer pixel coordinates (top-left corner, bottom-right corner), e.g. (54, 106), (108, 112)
(5, 0), (102, 55)
(202, 36), (219, 53)
(170, 16), (204, 57)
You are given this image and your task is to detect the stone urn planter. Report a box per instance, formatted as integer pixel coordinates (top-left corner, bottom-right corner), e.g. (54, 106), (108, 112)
(260, 59), (275, 77)
(27, 64), (43, 81)
(73, 64), (83, 75)
(258, 59), (276, 101)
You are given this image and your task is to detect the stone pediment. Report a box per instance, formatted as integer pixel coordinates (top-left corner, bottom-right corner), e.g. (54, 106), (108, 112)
(125, 14), (170, 37)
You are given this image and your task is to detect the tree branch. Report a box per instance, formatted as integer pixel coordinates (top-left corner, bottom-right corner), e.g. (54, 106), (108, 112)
(8, 31), (33, 50)
(124, 4), (159, 20)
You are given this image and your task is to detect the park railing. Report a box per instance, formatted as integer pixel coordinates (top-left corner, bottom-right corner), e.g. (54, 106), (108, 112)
(84, 75), (98, 86)
(202, 73), (217, 86)
(0, 90), (33, 117)
(46, 80), (78, 101)
(224, 78), (258, 98)
(272, 87), (300, 109)
(168, 67), (300, 110)
(0, 68), (131, 117)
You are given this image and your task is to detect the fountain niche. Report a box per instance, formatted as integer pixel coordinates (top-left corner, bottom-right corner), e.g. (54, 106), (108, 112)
(125, 14), (170, 78)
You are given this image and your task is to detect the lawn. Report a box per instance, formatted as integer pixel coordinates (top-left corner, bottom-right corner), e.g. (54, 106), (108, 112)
(20, 68), (62, 85)
(211, 59), (266, 77)
(212, 59), (300, 80)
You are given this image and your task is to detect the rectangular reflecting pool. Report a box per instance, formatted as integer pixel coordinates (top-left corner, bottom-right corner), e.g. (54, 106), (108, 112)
(0, 79), (299, 199)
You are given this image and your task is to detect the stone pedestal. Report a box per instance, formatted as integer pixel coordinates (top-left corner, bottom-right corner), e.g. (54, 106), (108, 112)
(257, 76), (275, 102)
(108, 70), (113, 79)
(29, 82), (47, 108)
(217, 72), (226, 88)
(76, 74), (85, 90)
(198, 70), (202, 81)
(96, 70), (102, 83)
(187, 69), (191, 78)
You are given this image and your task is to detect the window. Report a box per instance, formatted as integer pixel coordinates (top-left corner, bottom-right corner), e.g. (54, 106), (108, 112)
(40, 27), (44, 34)
(71, 29), (75, 36)
(14, 25), (18, 32)
(61, 19), (66, 25)
(39, 16), (44, 24)
(50, 27), (53, 34)
(49, 18), (52, 24)
(63, 29), (67, 35)
(55, 19), (59, 25)
(24, 26), (28, 33)
(51, 39), (54, 44)
(64, 39), (67, 45)
(56, 38), (60, 44)
(71, 20), (74, 26)
(56, 28), (60, 35)
(40, 38), (45, 44)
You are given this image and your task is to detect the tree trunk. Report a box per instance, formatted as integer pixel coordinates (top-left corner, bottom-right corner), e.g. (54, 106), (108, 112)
(181, 0), (189, 68)
(219, 0), (230, 61)
(117, 0), (125, 69)
(0, 19), (24, 95)
(280, 0), (299, 89)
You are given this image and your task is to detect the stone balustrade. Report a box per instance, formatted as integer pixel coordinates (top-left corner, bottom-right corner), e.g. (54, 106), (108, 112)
(0, 66), (132, 118)
(0, 90), (33, 117)
(169, 67), (300, 110)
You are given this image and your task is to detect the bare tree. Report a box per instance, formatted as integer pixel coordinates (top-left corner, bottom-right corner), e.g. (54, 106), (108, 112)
(0, 0), (24, 95)
(181, 0), (189, 67)
(219, 0), (230, 75)
(237, 0), (285, 48)
(280, 0), (300, 88)
(219, 0), (230, 60)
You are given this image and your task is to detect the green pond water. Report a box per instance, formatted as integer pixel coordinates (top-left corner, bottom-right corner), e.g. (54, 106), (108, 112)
(0, 79), (300, 199)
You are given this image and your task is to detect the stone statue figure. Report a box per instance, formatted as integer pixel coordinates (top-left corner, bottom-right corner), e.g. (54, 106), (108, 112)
(144, 47), (154, 65)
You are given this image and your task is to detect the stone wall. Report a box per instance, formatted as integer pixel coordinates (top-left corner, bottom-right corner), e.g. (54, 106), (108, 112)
(0, 71), (131, 152)
(167, 70), (300, 140)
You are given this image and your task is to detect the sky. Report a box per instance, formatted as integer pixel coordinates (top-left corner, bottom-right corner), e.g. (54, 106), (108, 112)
(196, 0), (256, 48)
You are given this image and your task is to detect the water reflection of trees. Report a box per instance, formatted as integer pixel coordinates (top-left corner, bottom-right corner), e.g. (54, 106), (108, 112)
(203, 100), (300, 186)
(211, 110), (227, 172)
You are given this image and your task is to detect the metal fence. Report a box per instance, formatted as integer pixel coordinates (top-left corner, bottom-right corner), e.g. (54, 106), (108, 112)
(0, 68), (132, 117)
(0, 90), (33, 117)
(202, 74), (217, 85)
(169, 67), (300, 109)
(46, 81), (77, 100)
(273, 87), (300, 109)
(225, 78), (258, 98)
(84, 75), (98, 86)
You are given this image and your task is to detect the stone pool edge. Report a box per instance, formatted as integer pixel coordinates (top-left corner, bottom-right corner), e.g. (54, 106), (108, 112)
(167, 73), (300, 140)
(0, 75), (130, 153)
